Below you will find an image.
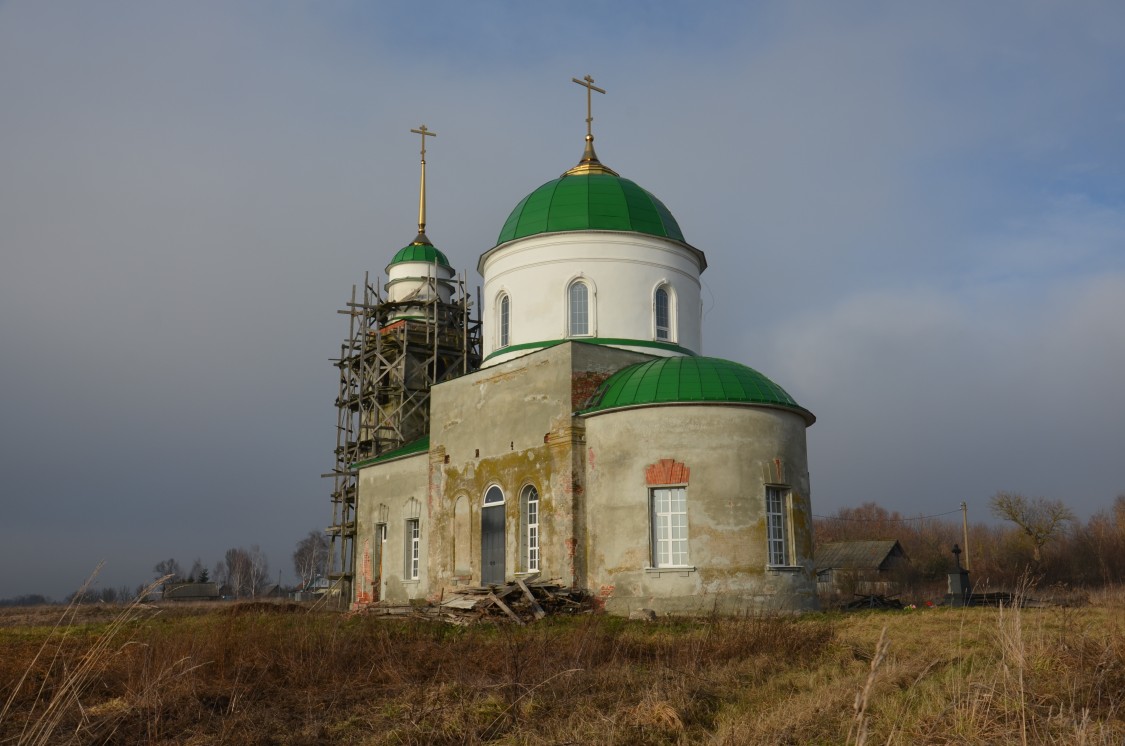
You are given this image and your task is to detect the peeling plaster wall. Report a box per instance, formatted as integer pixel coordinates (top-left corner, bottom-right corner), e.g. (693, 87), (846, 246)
(354, 452), (429, 604)
(583, 405), (817, 615)
(354, 342), (817, 617)
(425, 343), (652, 594)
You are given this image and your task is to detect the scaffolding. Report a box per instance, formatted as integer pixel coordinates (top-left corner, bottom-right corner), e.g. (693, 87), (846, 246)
(325, 269), (481, 606)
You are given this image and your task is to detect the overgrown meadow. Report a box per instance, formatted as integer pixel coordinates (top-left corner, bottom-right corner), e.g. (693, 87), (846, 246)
(2, 590), (1123, 745)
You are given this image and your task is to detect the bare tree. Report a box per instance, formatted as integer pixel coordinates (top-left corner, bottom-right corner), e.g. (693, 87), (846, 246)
(293, 530), (329, 590)
(153, 558), (182, 583)
(220, 546), (271, 597)
(990, 491), (1075, 567)
(225, 548), (252, 598)
(248, 545), (271, 596)
(187, 558), (206, 583)
(212, 560), (228, 588)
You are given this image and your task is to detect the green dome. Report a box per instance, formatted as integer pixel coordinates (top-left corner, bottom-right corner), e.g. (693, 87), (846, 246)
(388, 242), (451, 269)
(496, 173), (686, 246)
(583, 356), (815, 424)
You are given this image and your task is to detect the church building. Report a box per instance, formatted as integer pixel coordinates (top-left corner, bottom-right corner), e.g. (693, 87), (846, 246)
(342, 78), (818, 616)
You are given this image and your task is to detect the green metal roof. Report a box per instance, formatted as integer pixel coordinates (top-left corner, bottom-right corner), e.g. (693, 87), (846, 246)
(496, 173), (686, 246)
(387, 242), (451, 269)
(582, 356), (815, 424)
(351, 436), (430, 470)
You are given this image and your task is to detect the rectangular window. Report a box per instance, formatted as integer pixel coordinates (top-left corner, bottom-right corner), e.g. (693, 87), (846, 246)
(651, 487), (689, 567)
(405, 519), (420, 580)
(374, 522), (387, 572)
(766, 486), (790, 566)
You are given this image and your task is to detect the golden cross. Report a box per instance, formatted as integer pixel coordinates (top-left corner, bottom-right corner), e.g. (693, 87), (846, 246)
(571, 75), (606, 139)
(409, 124), (437, 240)
(410, 124), (437, 162)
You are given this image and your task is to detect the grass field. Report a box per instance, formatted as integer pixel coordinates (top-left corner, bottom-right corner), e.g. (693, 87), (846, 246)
(1, 589), (1123, 745)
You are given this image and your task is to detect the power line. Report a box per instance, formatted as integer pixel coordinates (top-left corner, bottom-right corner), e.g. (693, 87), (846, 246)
(812, 508), (963, 523)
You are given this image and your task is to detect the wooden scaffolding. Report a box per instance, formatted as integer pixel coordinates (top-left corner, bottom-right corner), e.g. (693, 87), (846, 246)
(325, 270), (480, 605)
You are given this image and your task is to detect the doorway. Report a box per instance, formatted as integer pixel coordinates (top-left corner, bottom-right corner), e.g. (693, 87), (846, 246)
(481, 486), (505, 585)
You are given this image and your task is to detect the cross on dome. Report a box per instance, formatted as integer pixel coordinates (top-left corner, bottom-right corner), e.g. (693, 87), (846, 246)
(409, 124), (437, 244)
(565, 74), (618, 177)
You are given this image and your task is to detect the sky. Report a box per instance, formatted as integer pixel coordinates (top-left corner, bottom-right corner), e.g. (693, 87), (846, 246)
(1, 2), (1123, 601)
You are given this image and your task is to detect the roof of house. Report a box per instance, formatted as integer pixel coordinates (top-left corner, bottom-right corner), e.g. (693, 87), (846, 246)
(162, 582), (220, 600)
(815, 540), (907, 572)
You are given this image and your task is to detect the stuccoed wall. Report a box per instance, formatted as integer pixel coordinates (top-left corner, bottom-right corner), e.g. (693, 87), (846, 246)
(355, 452), (429, 604)
(582, 404), (817, 615)
(479, 232), (704, 366)
(426, 343), (652, 592)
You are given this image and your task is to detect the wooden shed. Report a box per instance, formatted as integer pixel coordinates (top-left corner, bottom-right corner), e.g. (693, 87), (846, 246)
(815, 540), (910, 598)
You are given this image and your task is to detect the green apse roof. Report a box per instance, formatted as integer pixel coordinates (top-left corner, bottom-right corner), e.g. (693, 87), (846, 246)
(496, 173), (686, 246)
(387, 241), (451, 269)
(351, 436), (430, 470)
(582, 356), (815, 424)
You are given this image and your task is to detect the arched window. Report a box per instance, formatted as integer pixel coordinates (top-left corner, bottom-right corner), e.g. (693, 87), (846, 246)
(654, 286), (671, 341)
(568, 281), (590, 337)
(484, 485), (505, 505)
(498, 294), (511, 348)
(520, 485), (540, 572)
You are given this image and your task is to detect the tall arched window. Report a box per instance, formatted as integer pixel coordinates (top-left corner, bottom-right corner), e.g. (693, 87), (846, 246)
(568, 281), (589, 337)
(498, 294), (511, 348)
(520, 485), (540, 572)
(654, 286), (671, 341)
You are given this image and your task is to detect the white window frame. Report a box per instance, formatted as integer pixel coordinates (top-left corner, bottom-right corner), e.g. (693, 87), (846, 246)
(766, 486), (791, 566)
(498, 293), (511, 349)
(650, 486), (689, 568)
(520, 485), (540, 572)
(567, 280), (592, 337)
(405, 518), (420, 580)
(484, 485), (505, 506)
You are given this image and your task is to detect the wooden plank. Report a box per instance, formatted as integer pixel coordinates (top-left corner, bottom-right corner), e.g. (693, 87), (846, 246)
(494, 583), (519, 599)
(487, 592), (525, 625)
(516, 578), (547, 620)
(442, 597), (479, 610)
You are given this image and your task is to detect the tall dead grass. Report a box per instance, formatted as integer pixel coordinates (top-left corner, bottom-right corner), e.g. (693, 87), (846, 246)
(1, 588), (1123, 744)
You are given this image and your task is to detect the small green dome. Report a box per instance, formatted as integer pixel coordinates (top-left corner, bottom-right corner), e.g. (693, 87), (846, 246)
(388, 242), (451, 269)
(583, 356), (814, 424)
(496, 173), (685, 246)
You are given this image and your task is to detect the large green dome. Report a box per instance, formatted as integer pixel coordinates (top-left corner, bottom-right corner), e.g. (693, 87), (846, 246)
(582, 356), (815, 424)
(496, 173), (686, 246)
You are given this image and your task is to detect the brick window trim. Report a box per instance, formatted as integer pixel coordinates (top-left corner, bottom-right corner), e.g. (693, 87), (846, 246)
(645, 459), (690, 486)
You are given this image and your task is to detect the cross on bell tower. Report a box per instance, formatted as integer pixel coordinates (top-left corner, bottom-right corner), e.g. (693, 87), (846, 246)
(410, 124), (437, 245)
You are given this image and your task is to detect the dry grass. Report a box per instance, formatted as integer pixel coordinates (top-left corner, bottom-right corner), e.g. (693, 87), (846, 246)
(0, 589), (1123, 745)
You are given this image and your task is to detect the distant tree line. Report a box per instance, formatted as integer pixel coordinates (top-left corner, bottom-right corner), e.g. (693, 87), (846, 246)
(2, 532), (323, 606)
(814, 491), (1125, 592)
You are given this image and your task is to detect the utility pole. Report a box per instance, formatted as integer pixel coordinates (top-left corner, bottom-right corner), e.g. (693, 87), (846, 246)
(960, 501), (970, 570)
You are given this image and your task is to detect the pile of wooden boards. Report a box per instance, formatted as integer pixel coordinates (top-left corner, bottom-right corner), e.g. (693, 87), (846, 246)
(841, 594), (904, 610)
(354, 577), (593, 625)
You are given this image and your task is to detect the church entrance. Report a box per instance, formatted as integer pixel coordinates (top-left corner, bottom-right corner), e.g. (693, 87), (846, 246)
(481, 486), (506, 586)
